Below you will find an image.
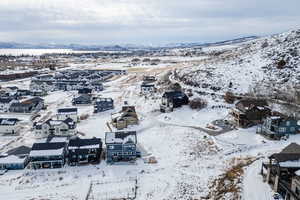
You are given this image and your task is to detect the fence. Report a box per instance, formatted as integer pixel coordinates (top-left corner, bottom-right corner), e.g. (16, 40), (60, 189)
(86, 177), (138, 200)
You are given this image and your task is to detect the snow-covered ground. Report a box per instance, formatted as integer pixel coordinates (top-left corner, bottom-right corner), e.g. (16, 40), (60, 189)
(0, 30), (299, 199)
(0, 71), (283, 200)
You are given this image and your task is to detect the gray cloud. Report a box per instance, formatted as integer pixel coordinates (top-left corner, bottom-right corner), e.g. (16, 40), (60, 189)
(0, 0), (299, 45)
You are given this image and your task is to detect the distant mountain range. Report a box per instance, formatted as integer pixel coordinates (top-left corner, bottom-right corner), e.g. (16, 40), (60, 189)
(0, 36), (259, 51)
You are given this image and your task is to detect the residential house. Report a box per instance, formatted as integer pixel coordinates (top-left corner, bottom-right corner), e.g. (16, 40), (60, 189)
(29, 141), (67, 169)
(91, 81), (104, 92)
(57, 108), (78, 122)
(78, 88), (92, 94)
(257, 114), (300, 139)
(30, 80), (55, 92)
(160, 91), (189, 112)
(0, 97), (16, 112)
(34, 118), (77, 136)
(0, 118), (20, 134)
(140, 83), (156, 94)
(16, 89), (31, 97)
(9, 97), (44, 113)
(230, 99), (271, 128)
(31, 90), (48, 96)
(291, 172), (300, 200)
(68, 137), (102, 165)
(0, 146), (31, 170)
(94, 98), (114, 113)
(142, 75), (156, 83)
(262, 143), (300, 200)
(111, 106), (139, 130)
(105, 131), (139, 163)
(72, 94), (92, 105)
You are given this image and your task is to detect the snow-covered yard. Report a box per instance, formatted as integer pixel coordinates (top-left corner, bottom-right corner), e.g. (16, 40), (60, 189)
(1, 40), (299, 199)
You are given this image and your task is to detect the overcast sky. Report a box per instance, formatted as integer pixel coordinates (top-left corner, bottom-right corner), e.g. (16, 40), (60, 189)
(0, 0), (300, 45)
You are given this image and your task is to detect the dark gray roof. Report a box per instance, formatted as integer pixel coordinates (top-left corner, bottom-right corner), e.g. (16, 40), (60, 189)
(31, 142), (66, 151)
(163, 91), (187, 99)
(7, 86), (18, 90)
(0, 97), (14, 104)
(237, 98), (268, 108)
(270, 143), (300, 162)
(6, 146), (31, 156)
(57, 108), (78, 113)
(69, 137), (102, 147)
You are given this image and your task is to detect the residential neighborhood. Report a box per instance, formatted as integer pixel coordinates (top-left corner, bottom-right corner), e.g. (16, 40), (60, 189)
(0, 8), (300, 199)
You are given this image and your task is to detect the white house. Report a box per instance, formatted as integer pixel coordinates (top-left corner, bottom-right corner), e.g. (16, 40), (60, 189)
(34, 118), (77, 137)
(56, 108), (78, 122)
(0, 118), (20, 134)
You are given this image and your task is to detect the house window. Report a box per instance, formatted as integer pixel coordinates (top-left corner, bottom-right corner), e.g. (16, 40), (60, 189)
(287, 121), (291, 126)
(296, 187), (300, 195)
(108, 146), (114, 150)
(279, 127), (286, 133)
(291, 127), (296, 132)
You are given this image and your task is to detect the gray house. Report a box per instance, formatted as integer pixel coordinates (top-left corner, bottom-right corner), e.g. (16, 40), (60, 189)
(9, 97), (44, 113)
(72, 94), (92, 105)
(94, 98), (114, 113)
(29, 141), (67, 169)
(0, 146), (31, 170)
(258, 115), (300, 139)
(105, 131), (139, 164)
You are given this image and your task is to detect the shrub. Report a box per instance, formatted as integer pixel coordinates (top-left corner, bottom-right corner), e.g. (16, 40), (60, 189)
(277, 59), (286, 69)
(79, 114), (89, 121)
(224, 91), (236, 104)
(189, 98), (207, 110)
(170, 82), (182, 91)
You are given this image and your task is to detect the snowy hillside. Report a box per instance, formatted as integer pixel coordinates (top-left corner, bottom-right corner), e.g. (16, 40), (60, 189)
(175, 29), (300, 96)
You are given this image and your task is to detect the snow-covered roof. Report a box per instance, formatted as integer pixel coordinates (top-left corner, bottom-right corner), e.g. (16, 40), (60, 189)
(0, 155), (27, 164)
(0, 118), (19, 126)
(30, 148), (64, 157)
(279, 160), (300, 168)
(36, 136), (68, 143)
(105, 131), (137, 144)
(49, 120), (63, 126)
(30, 142), (66, 157)
(270, 116), (281, 120)
(69, 144), (100, 149)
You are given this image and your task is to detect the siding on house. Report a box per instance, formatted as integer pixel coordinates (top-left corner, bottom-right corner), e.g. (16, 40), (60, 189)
(105, 131), (138, 163)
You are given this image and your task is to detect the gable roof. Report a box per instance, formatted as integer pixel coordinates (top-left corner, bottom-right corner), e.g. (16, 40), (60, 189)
(73, 94), (91, 101)
(44, 118), (75, 129)
(30, 142), (66, 157)
(21, 97), (44, 104)
(236, 98), (268, 108)
(105, 131), (137, 144)
(57, 108), (78, 114)
(69, 137), (102, 148)
(121, 106), (136, 113)
(163, 91), (187, 99)
(31, 142), (66, 151)
(6, 146), (31, 156)
(0, 118), (19, 126)
(270, 143), (300, 162)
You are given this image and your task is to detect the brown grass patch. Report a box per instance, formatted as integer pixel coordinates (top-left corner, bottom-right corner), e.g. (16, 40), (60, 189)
(205, 157), (258, 200)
